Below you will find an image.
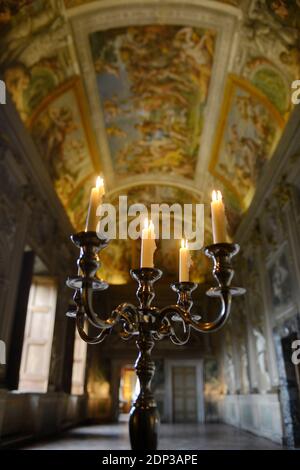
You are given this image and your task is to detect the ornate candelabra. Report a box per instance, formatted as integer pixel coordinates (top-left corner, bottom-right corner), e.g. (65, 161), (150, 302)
(66, 231), (245, 450)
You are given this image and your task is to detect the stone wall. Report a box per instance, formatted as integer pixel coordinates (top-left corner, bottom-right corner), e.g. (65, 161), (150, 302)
(0, 97), (86, 447)
(219, 394), (283, 443)
(217, 106), (300, 446)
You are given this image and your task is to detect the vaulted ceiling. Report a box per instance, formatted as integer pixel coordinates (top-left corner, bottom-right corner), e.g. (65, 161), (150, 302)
(1, 0), (299, 282)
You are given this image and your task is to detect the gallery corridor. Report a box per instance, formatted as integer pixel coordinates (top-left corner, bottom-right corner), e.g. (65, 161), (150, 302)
(2, 0), (300, 456)
(21, 424), (282, 450)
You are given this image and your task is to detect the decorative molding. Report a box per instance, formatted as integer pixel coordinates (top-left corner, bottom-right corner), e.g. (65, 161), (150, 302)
(236, 106), (300, 244)
(65, 0), (243, 18)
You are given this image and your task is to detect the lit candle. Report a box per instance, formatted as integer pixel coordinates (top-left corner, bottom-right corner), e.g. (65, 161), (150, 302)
(211, 190), (227, 243)
(140, 218), (156, 268)
(179, 239), (190, 282)
(85, 176), (105, 232)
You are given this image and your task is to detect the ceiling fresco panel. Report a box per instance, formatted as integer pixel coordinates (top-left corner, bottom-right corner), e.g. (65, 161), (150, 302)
(265, 0), (300, 28)
(243, 58), (291, 116)
(0, 0), (75, 122)
(89, 25), (216, 179)
(209, 75), (285, 213)
(28, 78), (99, 230)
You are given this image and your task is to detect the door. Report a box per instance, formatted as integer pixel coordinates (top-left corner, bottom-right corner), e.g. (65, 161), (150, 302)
(19, 276), (57, 392)
(119, 366), (138, 414)
(172, 366), (197, 423)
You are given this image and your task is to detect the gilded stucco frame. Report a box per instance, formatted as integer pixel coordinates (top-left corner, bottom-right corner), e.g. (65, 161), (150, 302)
(27, 76), (102, 209)
(209, 74), (285, 209)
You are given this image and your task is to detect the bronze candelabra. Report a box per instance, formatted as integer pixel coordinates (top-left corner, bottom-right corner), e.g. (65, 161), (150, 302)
(66, 231), (245, 450)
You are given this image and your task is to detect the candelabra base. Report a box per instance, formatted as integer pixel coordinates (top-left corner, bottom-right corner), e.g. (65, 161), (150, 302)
(129, 405), (160, 451)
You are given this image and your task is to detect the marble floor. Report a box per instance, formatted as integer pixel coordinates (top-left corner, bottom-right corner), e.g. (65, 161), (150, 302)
(22, 423), (282, 450)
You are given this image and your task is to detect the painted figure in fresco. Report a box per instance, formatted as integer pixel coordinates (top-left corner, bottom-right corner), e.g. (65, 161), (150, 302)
(270, 255), (293, 309)
(224, 329), (236, 395)
(175, 27), (213, 66)
(270, 0), (289, 19)
(0, 1), (65, 65)
(271, 260), (288, 306)
(253, 327), (271, 393)
(219, 89), (277, 201)
(240, 343), (249, 394)
(248, 0), (299, 48)
(40, 106), (77, 180)
(4, 64), (30, 120)
(225, 351), (235, 395)
(173, 27), (214, 101)
(245, 0), (300, 78)
(267, 0), (300, 26)
(280, 48), (300, 78)
(0, 1), (33, 25)
(32, 101), (90, 217)
(0, 0), (71, 119)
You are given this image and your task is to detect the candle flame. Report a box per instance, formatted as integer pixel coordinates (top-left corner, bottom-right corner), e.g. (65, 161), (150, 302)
(96, 176), (104, 189)
(181, 239), (188, 249)
(212, 190), (222, 202)
(144, 217), (149, 230)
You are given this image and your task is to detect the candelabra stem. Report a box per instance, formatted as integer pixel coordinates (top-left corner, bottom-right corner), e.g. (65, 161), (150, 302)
(129, 329), (159, 450)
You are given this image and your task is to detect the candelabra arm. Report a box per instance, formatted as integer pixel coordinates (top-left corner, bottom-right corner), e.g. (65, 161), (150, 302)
(76, 310), (110, 344)
(81, 281), (118, 330)
(168, 243), (245, 335)
(171, 325), (191, 345)
(113, 302), (139, 340)
(68, 231), (117, 331)
(162, 288), (232, 335)
(158, 290), (232, 335)
(157, 304), (191, 345)
(186, 290), (232, 333)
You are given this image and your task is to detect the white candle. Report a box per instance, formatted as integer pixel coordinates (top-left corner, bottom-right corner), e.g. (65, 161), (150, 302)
(140, 218), (156, 268)
(211, 190), (227, 243)
(179, 239), (190, 282)
(85, 176), (105, 232)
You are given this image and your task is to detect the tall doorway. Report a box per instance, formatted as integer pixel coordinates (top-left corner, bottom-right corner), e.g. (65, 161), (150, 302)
(165, 360), (204, 423)
(172, 365), (198, 422)
(119, 365), (139, 419)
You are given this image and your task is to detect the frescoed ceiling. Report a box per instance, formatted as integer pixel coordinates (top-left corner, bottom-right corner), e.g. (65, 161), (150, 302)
(0, 0), (299, 281)
(90, 25), (215, 179)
